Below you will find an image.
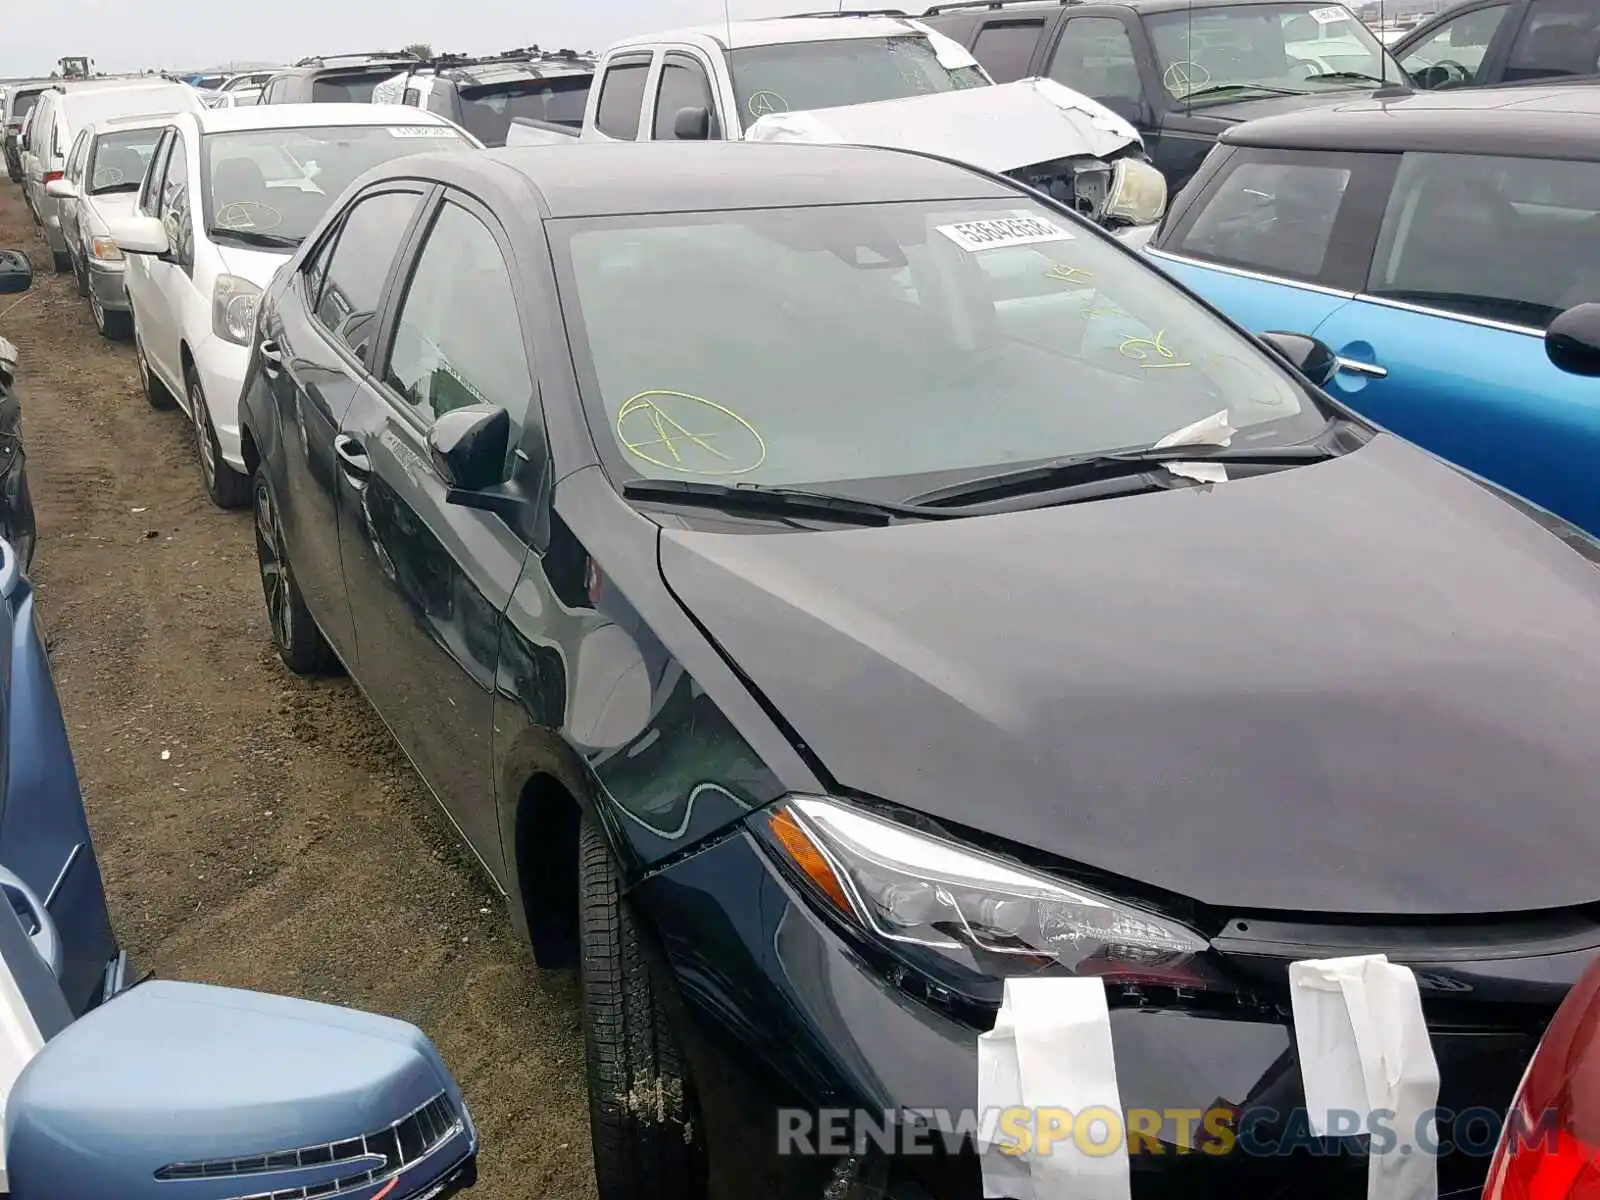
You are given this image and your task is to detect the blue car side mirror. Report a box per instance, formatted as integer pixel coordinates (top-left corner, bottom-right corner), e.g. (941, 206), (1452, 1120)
(5, 981), (478, 1200)
(1547, 304), (1600, 378)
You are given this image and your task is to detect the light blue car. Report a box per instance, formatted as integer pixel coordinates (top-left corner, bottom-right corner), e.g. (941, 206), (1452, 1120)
(1141, 85), (1600, 531)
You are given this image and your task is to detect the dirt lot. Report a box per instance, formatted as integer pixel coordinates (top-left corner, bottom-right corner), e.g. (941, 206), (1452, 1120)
(1, 185), (594, 1197)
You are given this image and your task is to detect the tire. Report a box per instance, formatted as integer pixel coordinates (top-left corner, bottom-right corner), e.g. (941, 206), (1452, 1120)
(50, 248), (70, 274)
(252, 471), (337, 676)
(71, 249), (88, 298)
(132, 313), (176, 410)
(90, 287), (129, 341)
(578, 812), (706, 1200)
(187, 368), (249, 508)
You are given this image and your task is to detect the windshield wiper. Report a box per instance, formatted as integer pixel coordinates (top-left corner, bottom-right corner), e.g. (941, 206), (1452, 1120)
(908, 443), (1337, 508)
(209, 228), (300, 249)
(89, 183), (139, 195)
(622, 478), (958, 526)
(1302, 71), (1392, 84)
(1180, 83), (1306, 100)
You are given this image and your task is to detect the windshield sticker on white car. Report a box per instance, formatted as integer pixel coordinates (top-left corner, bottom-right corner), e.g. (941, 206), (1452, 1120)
(387, 126), (457, 138)
(1308, 5), (1347, 22)
(935, 215), (1073, 253)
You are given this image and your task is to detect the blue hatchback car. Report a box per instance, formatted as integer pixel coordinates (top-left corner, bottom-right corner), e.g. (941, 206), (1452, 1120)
(1143, 84), (1600, 531)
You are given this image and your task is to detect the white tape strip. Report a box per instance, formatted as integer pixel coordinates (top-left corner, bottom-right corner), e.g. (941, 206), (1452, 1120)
(1289, 955), (1440, 1200)
(977, 977), (1131, 1200)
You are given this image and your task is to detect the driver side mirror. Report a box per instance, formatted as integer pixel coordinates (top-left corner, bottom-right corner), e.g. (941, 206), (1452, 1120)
(105, 214), (169, 257)
(673, 105), (714, 141)
(429, 404), (525, 519)
(1547, 304), (1600, 377)
(7, 980), (478, 1200)
(0, 249), (33, 295)
(44, 177), (76, 199)
(1260, 330), (1339, 388)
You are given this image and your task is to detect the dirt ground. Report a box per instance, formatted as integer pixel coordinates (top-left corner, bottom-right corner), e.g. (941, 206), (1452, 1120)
(1, 185), (594, 1197)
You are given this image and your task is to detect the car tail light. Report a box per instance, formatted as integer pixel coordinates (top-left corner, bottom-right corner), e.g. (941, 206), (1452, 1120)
(1483, 960), (1600, 1198)
(42, 171), (62, 185)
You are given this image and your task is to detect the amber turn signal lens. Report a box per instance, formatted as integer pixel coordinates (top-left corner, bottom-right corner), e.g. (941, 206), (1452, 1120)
(767, 807), (854, 916)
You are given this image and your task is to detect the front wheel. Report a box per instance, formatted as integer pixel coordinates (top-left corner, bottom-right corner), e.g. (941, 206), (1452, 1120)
(187, 369), (249, 508)
(579, 812), (707, 1200)
(253, 472), (337, 676)
(132, 313), (176, 410)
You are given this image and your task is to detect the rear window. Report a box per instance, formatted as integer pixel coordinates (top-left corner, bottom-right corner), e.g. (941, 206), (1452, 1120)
(10, 91), (42, 121)
(456, 77), (593, 145)
(311, 71), (394, 103)
(971, 20), (1047, 82)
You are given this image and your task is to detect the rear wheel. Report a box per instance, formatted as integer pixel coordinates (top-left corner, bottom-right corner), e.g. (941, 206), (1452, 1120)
(578, 811), (706, 1200)
(252, 471), (337, 676)
(187, 369), (249, 509)
(50, 248), (70, 273)
(132, 312), (175, 410)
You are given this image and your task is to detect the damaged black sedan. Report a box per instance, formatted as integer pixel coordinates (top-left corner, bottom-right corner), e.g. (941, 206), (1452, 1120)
(239, 140), (1600, 1200)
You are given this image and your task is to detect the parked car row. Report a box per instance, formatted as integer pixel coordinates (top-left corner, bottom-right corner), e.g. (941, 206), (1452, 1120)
(5, 8), (1600, 1199)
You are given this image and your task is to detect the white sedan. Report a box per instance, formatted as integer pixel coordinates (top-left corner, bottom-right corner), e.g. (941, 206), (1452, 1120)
(107, 103), (479, 507)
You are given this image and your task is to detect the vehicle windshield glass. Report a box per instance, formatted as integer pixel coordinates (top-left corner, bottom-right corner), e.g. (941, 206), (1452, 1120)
(1144, 2), (1403, 101)
(726, 36), (988, 127)
(311, 71), (395, 103)
(551, 199), (1323, 495)
(11, 91), (41, 120)
(88, 128), (162, 194)
(200, 124), (471, 244)
(457, 77), (592, 144)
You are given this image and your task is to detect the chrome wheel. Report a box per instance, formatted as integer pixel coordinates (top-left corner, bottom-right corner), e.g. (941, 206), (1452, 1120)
(254, 479), (292, 651)
(190, 377), (217, 489)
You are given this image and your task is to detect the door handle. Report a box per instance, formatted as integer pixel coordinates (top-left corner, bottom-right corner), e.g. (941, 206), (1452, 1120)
(1336, 356), (1388, 379)
(258, 337), (282, 378)
(333, 434), (372, 482)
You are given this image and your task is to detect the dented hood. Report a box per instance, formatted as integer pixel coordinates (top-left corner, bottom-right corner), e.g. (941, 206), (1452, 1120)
(744, 78), (1143, 170)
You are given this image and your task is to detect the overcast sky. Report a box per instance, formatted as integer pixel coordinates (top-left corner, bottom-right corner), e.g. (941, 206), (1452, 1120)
(2, 0), (832, 77)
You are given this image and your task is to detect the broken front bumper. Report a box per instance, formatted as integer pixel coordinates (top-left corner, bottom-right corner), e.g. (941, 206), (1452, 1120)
(1010, 152), (1167, 231)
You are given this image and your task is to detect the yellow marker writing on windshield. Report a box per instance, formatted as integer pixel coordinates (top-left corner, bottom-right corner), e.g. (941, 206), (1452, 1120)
(1045, 261), (1094, 284)
(617, 390), (767, 476)
(1119, 329), (1192, 369)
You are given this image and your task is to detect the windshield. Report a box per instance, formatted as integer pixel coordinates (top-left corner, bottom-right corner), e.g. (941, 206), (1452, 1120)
(311, 71), (394, 103)
(88, 128), (162, 194)
(200, 124), (471, 245)
(551, 199), (1323, 497)
(726, 36), (988, 128)
(1145, 2), (1403, 101)
(457, 77), (592, 145)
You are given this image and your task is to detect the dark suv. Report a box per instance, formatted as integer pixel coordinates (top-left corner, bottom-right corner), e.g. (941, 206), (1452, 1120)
(259, 50), (421, 104)
(1393, 0), (1600, 91)
(369, 47), (596, 146)
(920, 0), (1411, 191)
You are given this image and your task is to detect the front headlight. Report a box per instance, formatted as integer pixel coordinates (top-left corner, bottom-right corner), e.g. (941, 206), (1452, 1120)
(88, 235), (121, 263)
(212, 274), (261, 346)
(1103, 156), (1168, 228)
(762, 796), (1208, 1000)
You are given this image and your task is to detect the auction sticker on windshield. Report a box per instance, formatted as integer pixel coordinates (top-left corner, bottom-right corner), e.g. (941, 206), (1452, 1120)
(387, 126), (459, 138)
(936, 214), (1074, 253)
(1309, 5), (1347, 21)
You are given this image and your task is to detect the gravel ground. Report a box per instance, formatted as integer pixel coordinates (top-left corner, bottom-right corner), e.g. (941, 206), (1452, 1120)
(0, 180), (595, 1200)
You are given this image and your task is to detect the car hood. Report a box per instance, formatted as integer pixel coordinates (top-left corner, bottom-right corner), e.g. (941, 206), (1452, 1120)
(215, 242), (295, 289)
(1198, 88), (1384, 122)
(659, 436), (1600, 916)
(83, 191), (137, 233)
(744, 77), (1142, 168)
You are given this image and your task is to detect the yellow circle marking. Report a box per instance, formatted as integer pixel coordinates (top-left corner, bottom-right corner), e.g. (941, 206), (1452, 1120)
(747, 90), (789, 118)
(617, 390), (767, 476)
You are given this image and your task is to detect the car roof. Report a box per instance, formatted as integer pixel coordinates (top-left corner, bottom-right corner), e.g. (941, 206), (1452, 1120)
(55, 77), (180, 92)
(610, 14), (929, 51)
(85, 112), (179, 134)
(927, 0), (1351, 15)
(1221, 84), (1600, 158)
(460, 140), (1015, 217)
(191, 102), (458, 133)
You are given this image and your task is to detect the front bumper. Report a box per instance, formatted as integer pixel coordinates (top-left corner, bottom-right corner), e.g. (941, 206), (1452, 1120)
(639, 825), (1554, 1200)
(87, 259), (129, 312)
(191, 334), (250, 471)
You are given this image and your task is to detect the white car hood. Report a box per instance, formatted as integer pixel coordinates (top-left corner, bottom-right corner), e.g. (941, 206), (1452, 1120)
(83, 191), (138, 235)
(215, 243), (294, 289)
(744, 78), (1142, 169)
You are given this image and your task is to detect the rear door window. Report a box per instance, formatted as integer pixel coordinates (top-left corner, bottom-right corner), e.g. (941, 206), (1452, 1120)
(971, 19), (1048, 82)
(1503, 0), (1600, 81)
(313, 189), (424, 364)
(1175, 153), (1357, 285)
(1367, 151), (1600, 328)
(595, 57), (651, 140)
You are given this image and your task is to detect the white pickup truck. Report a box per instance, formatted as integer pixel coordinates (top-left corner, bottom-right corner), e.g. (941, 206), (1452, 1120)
(506, 13), (1167, 230)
